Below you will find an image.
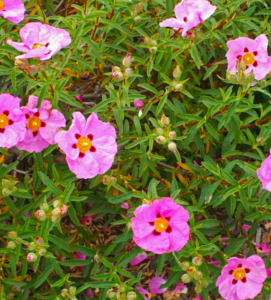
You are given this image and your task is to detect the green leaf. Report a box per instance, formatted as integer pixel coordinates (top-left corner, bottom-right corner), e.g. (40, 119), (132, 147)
(49, 235), (71, 252)
(190, 45), (201, 69)
(34, 265), (54, 288)
(38, 171), (62, 196)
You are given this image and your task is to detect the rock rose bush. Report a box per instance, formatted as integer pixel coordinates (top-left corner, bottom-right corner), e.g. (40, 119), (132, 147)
(1, 0), (271, 300)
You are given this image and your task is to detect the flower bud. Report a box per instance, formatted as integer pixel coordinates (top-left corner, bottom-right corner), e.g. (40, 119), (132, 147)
(35, 237), (44, 246)
(156, 128), (164, 135)
(94, 254), (100, 264)
(107, 289), (116, 299)
(2, 187), (16, 196)
(192, 256), (203, 266)
(134, 99), (144, 108)
(173, 65), (182, 79)
(134, 16), (141, 22)
(246, 70), (254, 81)
(134, 2), (143, 14)
(181, 261), (190, 271)
(123, 52), (132, 67)
(143, 37), (157, 46)
(195, 30), (203, 38)
(161, 114), (170, 126)
(256, 136), (264, 145)
(168, 131), (177, 139)
(112, 66), (121, 72)
(110, 177), (117, 185)
(53, 199), (62, 208)
(69, 286), (76, 297)
(127, 291), (137, 300)
(8, 231), (17, 240)
(195, 285), (202, 294)
(236, 59), (246, 72)
(187, 266), (196, 276)
(168, 142), (178, 154)
(27, 252), (37, 262)
(61, 289), (68, 297)
(181, 274), (191, 283)
(2, 179), (16, 189)
(103, 175), (111, 185)
(36, 210), (47, 222)
(138, 108), (143, 117)
(28, 242), (37, 251)
(7, 241), (16, 250)
(125, 68), (133, 77)
(156, 136), (166, 144)
(193, 271), (203, 280)
(15, 59), (28, 68)
(127, 222), (132, 231)
(25, 65), (39, 75)
(174, 83), (183, 91)
(52, 208), (61, 217)
(52, 215), (61, 222)
(60, 205), (68, 215)
(39, 61), (48, 72)
(149, 47), (157, 54)
(112, 71), (124, 82)
(40, 202), (50, 212)
(226, 71), (236, 81)
(39, 247), (47, 256)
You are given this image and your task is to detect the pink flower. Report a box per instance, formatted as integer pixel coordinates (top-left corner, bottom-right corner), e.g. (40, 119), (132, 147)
(174, 283), (188, 294)
(0, 0), (25, 24)
(257, 150), (271, 192)
(7, 22), (72, 61)
(149, 277), (167, 295)
(24, 212), (30, 218)
(16, 96), (66, 153)
(219, 237), (229, 246)
(87, 288), (94, 298)
(75, 95), (83, 102)
(193, 295), (202, 300)
(121, 202), (129, 209)
(130, 253), (148, 266)
(134, 99), (144, 108)
(0, 94), (26, 148)
(242, 224), (251, 230)
(216, 255), (267, 300)
(81, 216), (95, 225)
(76, 252), (86, 272)
(267, 268), (271, 276)
(256, 243), (271, 254)
(226, 34), (271, 81)
(55, 112), (117, 179)
(208, 260), (221, 267)
(60, 205), (68, 215)
(131, 197), (189, 254)
(159, 0), (216, 37)
(136, 287), (151, 300)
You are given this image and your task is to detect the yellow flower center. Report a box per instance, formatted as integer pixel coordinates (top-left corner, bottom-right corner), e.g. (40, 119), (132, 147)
(0, 0), (5, 11)
(32, 43), (45, 49)
(233, 268), (246, 281)
(242, 53), (255, 65)
(27, 116), (41, 132)
(77, 137), (92, 153)
(154, 218), (169, 232)
(0, 114), (8, 129)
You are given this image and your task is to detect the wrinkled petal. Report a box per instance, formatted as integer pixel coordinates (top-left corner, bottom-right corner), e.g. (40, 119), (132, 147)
(149, 277), (167, 295)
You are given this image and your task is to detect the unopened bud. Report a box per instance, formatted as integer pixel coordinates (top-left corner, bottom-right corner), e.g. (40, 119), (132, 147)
(168, 142), (178, 154)
(156, 128), (164, 135)
(52, 215), (61, 222)
(127, 222), (132, 231)
(123, 52), (132, 67)
(156, 136), (166, 144)
(125, 68), (133, 77)
(256, 136), (264, 145)
(28, 242), (37, 251)
(169, 131), (177, 139)
(2, 187), (16, 196)
(161, 114), (170, 126)
(61, 289), (68, 297)
(69, 286), (76, 297)
(143, 37), (157, 47)
(52, 208), (61, 217)
(8, 231), (17, 240)
(181, 274), (191, 283)
(110, 177), (117, 185)
(149, 47), (157, 54)
(246, 70), (254, 81)
(39, 61), (48, 72)
(236, 59), (246, 72)
(40, 202), (50, 212)
(193, 271), (203, 280)
(112, 71), (124, 82)
(25, 65), (39, 75)
(60, 205), (68, 215)
(195, 30), (203, 38)
(107, 289), (116, 299)
(53, 199), (62, 208)
(112, 66), (121, 72)
(7, 241), (16, 250)
(134, 16), (141, 22)
(173, 65), (182, 79)
(195, 285), (202, 294)
(39, 247), (47, 256)
(127, 291), (137, 300)
(15, 59), (28, 68)
(35, 237), (44, 246)
(174, 83), (183, 91)
(94, 254), (100, 264)
(27, 252), (37, 262)
(2, 179), (16, 189)
(187, 266), (196, 276)
(181, 261), (190, 271)
(192, 256), (203, 266)
(134, 2), (143, 14)
(36, 210), (47, 221)
(226, 71), (236, 81)
(103, 175), (111, 185)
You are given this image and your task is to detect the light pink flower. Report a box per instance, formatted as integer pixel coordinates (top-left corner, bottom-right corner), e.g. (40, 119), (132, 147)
(55, 112), (117, 179)
(208, 260), (221, 267)
(159, 0), (216, 37)
(16, 96), (66, 153)
(216, 255), (267, 300)
(131, 197), (189, 254)
(226, 34), (271, 81)
(7, 22), (72, 61)
(87, 288), (94, 298)
(130, 253), (148, 266)
(257, 150), (271, 192)
(136, 287), (151, 300)
(0, 94), (26, 148)
(0, 0), (25, 24)
(256, 243), (271, 254)
(134, 99), (144, 108)
(149, 277), (167, 295)
(174, 283), (188, 294)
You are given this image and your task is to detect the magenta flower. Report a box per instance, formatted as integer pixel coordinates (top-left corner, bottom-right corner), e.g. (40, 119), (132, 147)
(149, 277), (167, 295)
(134, 99), (144, 108)
(136, 287), (151, 300)
(55, 112), (117, 179)
(130, 253), (148, 266)
(216, 255), (267, 300)
(0, 0), (25, 24)
(76, 252), (86, 272)
(242, 224), (251, 230)
(226, 34), (271, 81)
(174, 283), (188, 294)
(159, 0), (216, 37)
(87, 289), (94, 298)
(81, 216), (95, 225)
(16, 96), (66, 153)
(131, 197), (189, 254)
(257, 151), (271, 192)
(208, 260), (221, 267)
(0, 94), (26, 148)
(7, 22), (72, 61)
(267, 268), (271, 276)
(256, 243), (271, 254)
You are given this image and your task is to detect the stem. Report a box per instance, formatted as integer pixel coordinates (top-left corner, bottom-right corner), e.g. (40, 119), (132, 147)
(172, 252), (183, 268)
(37, 0), (47, 24)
